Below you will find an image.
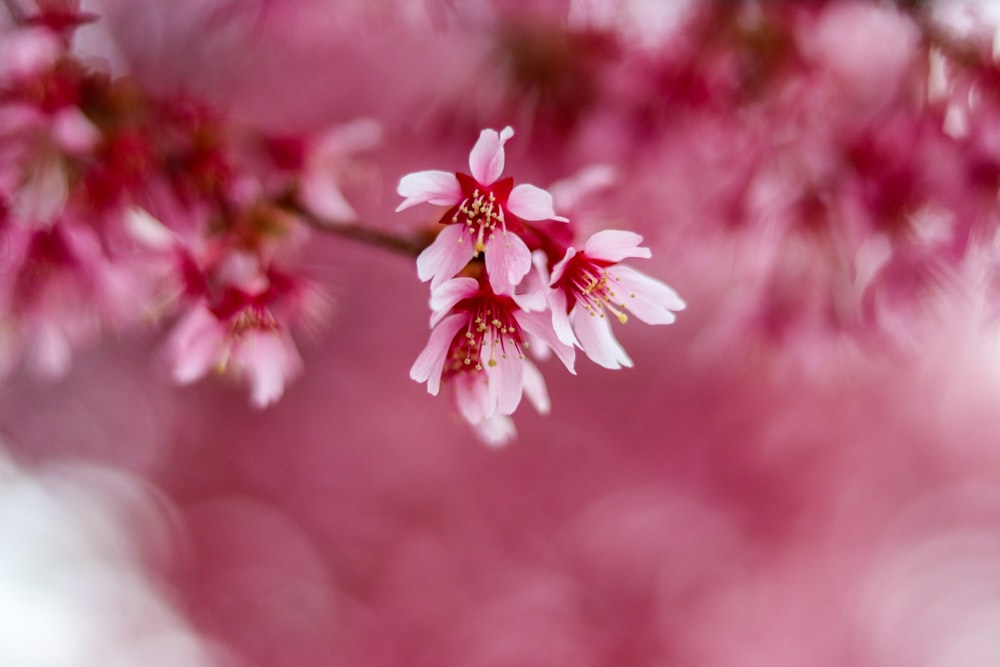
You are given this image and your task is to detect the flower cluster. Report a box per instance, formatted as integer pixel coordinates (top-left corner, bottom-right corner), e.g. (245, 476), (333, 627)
(0, 2), (374, 405)
(399, 127), (685, 444)
(1, 2), (687, 439)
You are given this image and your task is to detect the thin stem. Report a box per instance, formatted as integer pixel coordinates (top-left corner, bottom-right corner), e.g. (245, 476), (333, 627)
(293, 205), (430, 257)
(1, 0), (26, 25)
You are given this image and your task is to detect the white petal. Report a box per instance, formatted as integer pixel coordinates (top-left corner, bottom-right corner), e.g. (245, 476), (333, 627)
(610, 265), (685, 325)
(299, 172), (357, 222)
(547, 288), (579, 348)
(486, 345), (524, 416)
(410, 313), (466, 395)
(468, 126), (513, 185)
(125, 208), (176, 250)
(238, 331), (303, 408)
(471, 414), (517, 448)
(484, 231), (531, 294)
(506, 183), (568, 222)
(582, 230), (651, 262)
(455, 372), (492, 424)
(548, 247), (577, 286)
(521, 359), (551, 415)
(429, 277), (479, 327)
(511, 288), (546, 313)
(571, 306), (632, 369)
(396, 170), (461, 211)
(416, 224), (476, 289)
(168, 306), (225, 385)
(516, 310), (576, 374)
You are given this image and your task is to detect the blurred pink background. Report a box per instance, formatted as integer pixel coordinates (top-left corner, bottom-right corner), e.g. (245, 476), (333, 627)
(4, 1), (1000, 665)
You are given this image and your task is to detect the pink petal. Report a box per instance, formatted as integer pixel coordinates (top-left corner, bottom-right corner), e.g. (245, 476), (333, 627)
(51, 108), (100, 154)
(548, 247), (577, 286)
(515, 310), (576, 374)
(12, 158), (67, 226)
(610, 265), (686, 325)
(416, 224), (476, 289)
(429, 277), (479, 327)
(455, 372), (492, 424)
(571, 306), (633, 369)
(506, 184), (568, 222)
(582, 230), (651, 262)
(547, 288), (579, 348)
(521, 359), (551, 414)
(468, 126), (514, 185)
(168, 305), (225, 385)
(0, 28), (60, 80)
(29, 323), (73, 379)
(396, 170), (462, 211)
(548, 163), (617, 210)
(238, 331), (303, 408)
(311, 117), (381, 157)
(300, 171), (357, 222)
(485, 341), (524, 416)
(410, 313), (466, 396)
(484, 231), (531, 294)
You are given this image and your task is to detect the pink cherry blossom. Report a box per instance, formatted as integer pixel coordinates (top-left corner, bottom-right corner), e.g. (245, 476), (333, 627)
(410, 276), (573, 423)
(548, 230), (685, 369)
(166, 299), (303, 408)
(456, 356), (551, 448)
(398, 126), (567, 293)
(0, 220), (146, 379)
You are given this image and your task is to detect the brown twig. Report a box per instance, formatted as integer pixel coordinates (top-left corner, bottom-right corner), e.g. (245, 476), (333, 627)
(293, 205), (430, 257)
(1, 0), (26, 25)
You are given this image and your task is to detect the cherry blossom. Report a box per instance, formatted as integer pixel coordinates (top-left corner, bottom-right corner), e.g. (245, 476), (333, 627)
(163, 248), (316, 408)
(410, 276), (574, 423)
(166, 299), (303, 408)
(398, 126), (567, 293)
(548, 230), (685, 369)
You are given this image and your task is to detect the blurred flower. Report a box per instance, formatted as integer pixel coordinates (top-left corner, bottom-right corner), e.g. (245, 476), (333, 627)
(165, 251), (313, 407)
(0, 448), (221, 667)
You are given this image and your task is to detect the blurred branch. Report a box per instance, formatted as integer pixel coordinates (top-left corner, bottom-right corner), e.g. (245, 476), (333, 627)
(1, 0), (25, 25)
(293, 205), (429, 257)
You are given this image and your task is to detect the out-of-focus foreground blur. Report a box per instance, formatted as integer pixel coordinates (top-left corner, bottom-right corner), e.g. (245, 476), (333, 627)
(4, 0), (1000, 665)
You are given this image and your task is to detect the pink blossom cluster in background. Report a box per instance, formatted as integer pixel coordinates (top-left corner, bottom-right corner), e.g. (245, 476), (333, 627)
(4, 0), (1000, 665)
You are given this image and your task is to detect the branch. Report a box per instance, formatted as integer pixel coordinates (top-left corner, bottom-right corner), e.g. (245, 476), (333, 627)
(1, 0), (25, 25)
(293, 205), (430, 257)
